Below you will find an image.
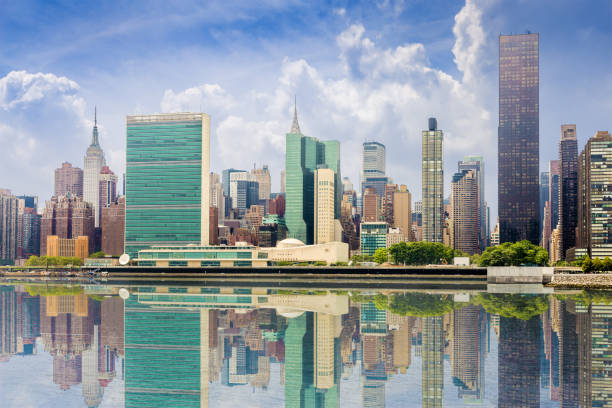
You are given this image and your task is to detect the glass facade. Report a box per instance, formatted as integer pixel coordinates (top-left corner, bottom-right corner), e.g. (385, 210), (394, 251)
(125, 113), (209, 257)
(360, 222), (387, 256)
(124, 298), (202, 407)
(285, 132), (341, 245)
(422, 118), (444, 243)
(498, 33), (539, 244)
(577, 131), (612, 258)
(559, 125), (579, 259)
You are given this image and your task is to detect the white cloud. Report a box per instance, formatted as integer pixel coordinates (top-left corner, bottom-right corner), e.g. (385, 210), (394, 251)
(161, 83), (235, 113)
(161, 1), (494, 198)
(0, 70), (80, 110)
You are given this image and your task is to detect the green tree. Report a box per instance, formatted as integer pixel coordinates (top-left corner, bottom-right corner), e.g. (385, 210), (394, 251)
(388, 241), (457, 265)
(89, 251), (107, 259)
(602, 257), (612, 272)
(582, 255), (593, 273)
(373, 248), (389, 264)
(382, 293), (456, 317)
(592, 257), (603, 272)
(478, 240), (548, 267)
(471, 293), (549, 320)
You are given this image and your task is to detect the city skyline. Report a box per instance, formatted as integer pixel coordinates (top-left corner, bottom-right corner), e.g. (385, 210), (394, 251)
(2, 1), (612, 227)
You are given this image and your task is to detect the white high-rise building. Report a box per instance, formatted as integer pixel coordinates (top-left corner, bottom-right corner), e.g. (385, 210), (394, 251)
(362, 141), (386, 182)
(83, 109), (106, 228)
(314, 168), (336, 244)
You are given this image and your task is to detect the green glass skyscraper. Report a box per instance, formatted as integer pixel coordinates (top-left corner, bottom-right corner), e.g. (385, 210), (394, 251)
(125, 113), (210, 257)
(285, 104), (340, 244)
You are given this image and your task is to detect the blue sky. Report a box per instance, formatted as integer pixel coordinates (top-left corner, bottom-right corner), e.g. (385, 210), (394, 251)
(1, 0), (611, 223)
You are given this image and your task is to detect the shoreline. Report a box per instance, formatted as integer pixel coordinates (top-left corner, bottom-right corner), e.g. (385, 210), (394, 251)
(547, 273), (612, 289)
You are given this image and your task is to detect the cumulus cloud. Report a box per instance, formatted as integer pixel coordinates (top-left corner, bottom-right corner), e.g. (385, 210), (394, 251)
(161, 83), (235, 113)
(0, 70), (98, 199)
(0, 70), (80, 110)
(161, 0), (494, 198)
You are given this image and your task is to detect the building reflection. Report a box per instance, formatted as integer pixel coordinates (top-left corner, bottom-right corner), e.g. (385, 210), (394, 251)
(0, 285), (610, 407)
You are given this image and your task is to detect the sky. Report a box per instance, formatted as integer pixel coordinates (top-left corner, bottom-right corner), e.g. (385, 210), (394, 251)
(1, 0), (612, 224)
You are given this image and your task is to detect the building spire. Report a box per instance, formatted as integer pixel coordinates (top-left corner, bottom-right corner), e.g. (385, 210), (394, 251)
(290, 95), (301, 134)
(91, 106), (99, 147)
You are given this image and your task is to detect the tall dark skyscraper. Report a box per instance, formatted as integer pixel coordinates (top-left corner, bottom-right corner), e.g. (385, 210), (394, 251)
(498, 33), (539, 244)
(559, 125), (578, 259)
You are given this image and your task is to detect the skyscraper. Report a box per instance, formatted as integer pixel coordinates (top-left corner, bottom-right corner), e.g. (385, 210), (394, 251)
(98, 166), (117, 227)
(539, 171), (549, 239)
(422, 316), (444, 407)
(577, 131), (612, 258)
(559, 125), (579, 259)
(450, 170), (479, 255)
(125, 113), (210, 257)
(392, 185), (413, 241)
(0, 190), (19, 264)
(498, 316), (540, 407)
(314, 168), (336, 244)
(498, 33), (539, 244)
(362, 188), (380, 222)
(83, 109), (106, 228)
(549, 160), (561, 233)
(250, 165), (271, 201)
(422, 118), (443, 243)
(362, 141), (385, 184)
(285, 104), (340, 244)
(101, 197), (125, 256)
(54, 162), (83, 198)
(458, 156), (485, 250)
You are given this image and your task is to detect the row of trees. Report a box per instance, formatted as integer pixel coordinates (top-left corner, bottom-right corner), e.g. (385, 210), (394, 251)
(387, 242), (467, 265)
(475, 241), (549, 267)
(581, 256), (612, 273)
(353, 291), (551, 320)
(24, 255), (83, 267)
(356, 240), (550, 267)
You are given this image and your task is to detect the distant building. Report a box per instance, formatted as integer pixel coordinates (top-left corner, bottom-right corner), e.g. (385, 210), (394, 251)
(383, 184), (397, 226)
(98, 166), (117, 227)
(393, 185), (413, 241)
(498, 33), (540, 244)
(549, 160), (561, 233)
(46, 235), (89, 260)
(422, 118), (443, 243)
(285, 103), (340, 244)
(539, 171), (549, 238)
(559, 125), (579, 259)
(17, 206), (41, 259)
(362, 141), (386, 181)
(41, 195), (95, 255)
(386, 227), (406, 248)
(458, 155), (485, 251)
(490, 221), (500, 246)
(577, 131), (612, 258)
(0, 189), (19, 264)
(450, 170), (479, 255)
(83, 110), (106, 228)
(360, 222), (387, 256)
(342, 177), (353, 194)
(280, 170), (286, 194)
(209, 207), (219, 245)
(268, 194), (285, 217)
(250, 165), (271, 201)
(125, 113), (210, 256)
(101, 197), (125, 256)
(54, 162), (83, 198)
(314, 168), (336, 244)
(362, 188), (380, 222)
(210, 173), (225, 221)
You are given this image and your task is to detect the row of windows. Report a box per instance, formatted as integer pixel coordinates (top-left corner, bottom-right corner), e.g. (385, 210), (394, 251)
(140, 251), (252, 260)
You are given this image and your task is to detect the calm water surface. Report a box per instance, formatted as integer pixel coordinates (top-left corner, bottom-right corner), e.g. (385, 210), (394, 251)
(0, 282), (610, 407)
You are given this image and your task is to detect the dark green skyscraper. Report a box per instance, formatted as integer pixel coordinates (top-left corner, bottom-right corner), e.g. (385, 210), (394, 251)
(285, 104), (340, 244)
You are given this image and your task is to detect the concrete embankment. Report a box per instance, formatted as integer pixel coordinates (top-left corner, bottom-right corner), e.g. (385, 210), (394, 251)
(547, 273), (612, 288)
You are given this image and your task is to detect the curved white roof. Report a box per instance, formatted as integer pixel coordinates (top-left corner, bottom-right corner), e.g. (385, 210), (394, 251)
(276, 238), (306, 248)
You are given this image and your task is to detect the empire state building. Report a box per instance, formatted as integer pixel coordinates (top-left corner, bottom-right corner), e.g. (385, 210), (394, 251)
(83, 108), (106, 228)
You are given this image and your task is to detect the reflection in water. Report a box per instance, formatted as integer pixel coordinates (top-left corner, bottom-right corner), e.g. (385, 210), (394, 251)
(0, 285), (611, 407)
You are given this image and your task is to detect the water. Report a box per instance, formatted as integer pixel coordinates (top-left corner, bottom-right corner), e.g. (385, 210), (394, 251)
(0, 281), (610, 407)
